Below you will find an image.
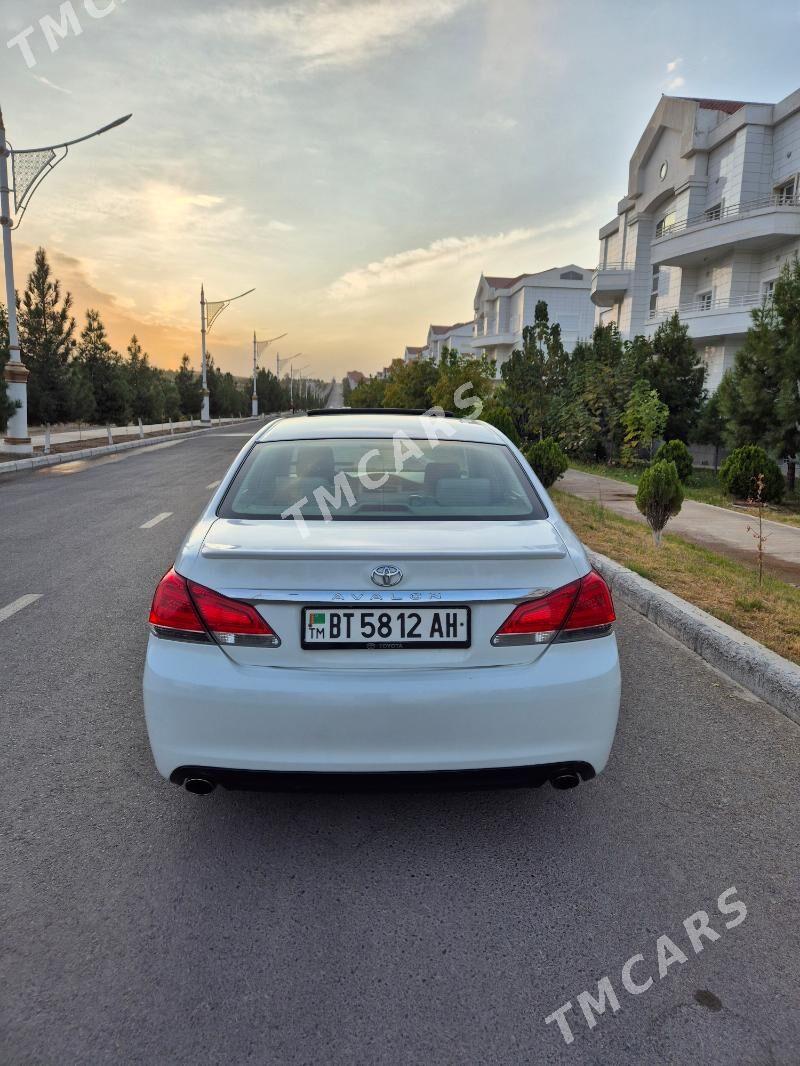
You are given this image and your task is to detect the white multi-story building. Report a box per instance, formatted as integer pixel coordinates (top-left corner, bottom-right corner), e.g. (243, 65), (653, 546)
(592, 91), (800, 390)
(472, 266), (595, 376)
(344, 370), (365, 390)
(425, 321), (476, 363)
(403, 346), (424, 363)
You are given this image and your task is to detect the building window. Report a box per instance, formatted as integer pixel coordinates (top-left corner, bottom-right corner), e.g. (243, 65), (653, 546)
(559, 270), (584, 281)
(775, 179), (796, 204)
(696, 290), (713, 311)
(649, 266), (660, 314)
(705, 201), (723, 221)
(654, 211), (676, 239)
(762, 279), (776, 300)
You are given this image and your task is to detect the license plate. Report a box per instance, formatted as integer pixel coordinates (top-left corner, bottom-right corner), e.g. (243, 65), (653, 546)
(301, 606), (471, 649)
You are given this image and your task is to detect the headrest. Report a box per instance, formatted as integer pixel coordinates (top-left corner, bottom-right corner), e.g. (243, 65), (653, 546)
(423, 461), (461, 494)
(296, 446), (335, 481)
(435, 477), (492, 507)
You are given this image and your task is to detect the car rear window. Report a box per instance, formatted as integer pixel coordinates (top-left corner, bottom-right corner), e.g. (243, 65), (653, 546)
(218, 437), (547, 521)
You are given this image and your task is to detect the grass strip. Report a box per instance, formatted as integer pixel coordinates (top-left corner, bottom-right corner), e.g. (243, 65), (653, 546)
(552, 488), (800, 665)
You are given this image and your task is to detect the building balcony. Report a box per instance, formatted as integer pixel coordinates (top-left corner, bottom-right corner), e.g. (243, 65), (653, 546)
(590, 262), (633, 306)
(651, 194), (800, 267)
(471, 316), (522, 349)
(645, 292), (766, 340)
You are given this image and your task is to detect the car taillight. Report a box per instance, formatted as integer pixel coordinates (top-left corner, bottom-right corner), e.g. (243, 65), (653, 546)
(149, 568), (280, 648)
(149, 568), (209, 643)
(187, 579), (280, 647)
(559, 570), (616, 641)
(492, 571), (615, 647)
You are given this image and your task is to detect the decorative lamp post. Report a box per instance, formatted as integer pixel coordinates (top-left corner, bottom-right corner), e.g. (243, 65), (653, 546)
(278, 352), (301, 410)
(252, 331), (286, 417)
(199, 285), (254, 424)
(0, 107), (131, 455)
(276, 350), (301, 378)
(296, 364), (310, 409)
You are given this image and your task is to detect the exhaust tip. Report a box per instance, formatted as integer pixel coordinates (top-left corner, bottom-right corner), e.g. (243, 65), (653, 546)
(550, 770), (581, 790)
(184, 777), (216, 795)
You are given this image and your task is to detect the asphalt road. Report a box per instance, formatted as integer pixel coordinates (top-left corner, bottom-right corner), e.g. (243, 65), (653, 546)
(327, 378), (344, 407)
(2, 421), (799, 1066)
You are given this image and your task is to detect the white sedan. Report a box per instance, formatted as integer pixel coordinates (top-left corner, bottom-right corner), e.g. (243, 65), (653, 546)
(143, 411), (620, 794)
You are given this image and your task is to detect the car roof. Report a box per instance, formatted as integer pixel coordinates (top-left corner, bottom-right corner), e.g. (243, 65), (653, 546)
(258, 413), (507, 444)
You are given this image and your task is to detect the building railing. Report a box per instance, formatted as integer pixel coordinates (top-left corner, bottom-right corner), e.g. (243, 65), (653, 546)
(654, 193), (800, 239)
(593, 261), (635, 273)
(648, 291), (769, 322)
(474, 315), (523, 338)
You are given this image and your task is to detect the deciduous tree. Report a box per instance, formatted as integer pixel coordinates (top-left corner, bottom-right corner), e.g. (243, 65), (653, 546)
(621, 380), (668, 464)
(383, 356), (439, 410)
(430, 348), (495, 418)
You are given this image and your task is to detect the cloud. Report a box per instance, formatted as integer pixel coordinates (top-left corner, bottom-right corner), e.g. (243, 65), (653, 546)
(195, 0), (475, 70)
(11, 241), (201, 369)
(664, 57), (685, 91)
(267, 220), (295, 232)
(471, 113), (519, 133)
(33, 75), (73, 94)
(327, 209), (599, 301)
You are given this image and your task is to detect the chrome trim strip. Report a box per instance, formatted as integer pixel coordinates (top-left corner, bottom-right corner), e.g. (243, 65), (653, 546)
(554, 623), (615, 643)
(202, 547), (567, 561)
(150, 624), (211, 644)
(221, 587), (552, 606)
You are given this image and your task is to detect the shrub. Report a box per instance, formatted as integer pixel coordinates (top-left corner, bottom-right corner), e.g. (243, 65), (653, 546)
(482, 404), (520, 446)
(653, 439), (693, 482)
(718, 445), (784, 503)
(635, 460), (683, 545)
(525, 437), (568, 488)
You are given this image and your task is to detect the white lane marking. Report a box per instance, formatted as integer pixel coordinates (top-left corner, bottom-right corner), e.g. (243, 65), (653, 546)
(216, 433), (253, 437)
(0, 594), (42, 623)
(140, 512), (173, 530)
(206, 480), (222, 490)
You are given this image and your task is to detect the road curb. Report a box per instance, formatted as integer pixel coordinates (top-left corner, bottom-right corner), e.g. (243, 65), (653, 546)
(0, 419), (263, 476)
(588, 548), (800, 726)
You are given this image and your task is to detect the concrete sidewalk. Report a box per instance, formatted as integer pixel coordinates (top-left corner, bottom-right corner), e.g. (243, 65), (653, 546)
(30, 415), (252, 447)
(559, 468), (800, 583)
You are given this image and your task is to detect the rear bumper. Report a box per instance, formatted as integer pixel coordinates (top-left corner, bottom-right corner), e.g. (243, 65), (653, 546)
(143, 634), (621, 779)
(170, 762), (596, 792)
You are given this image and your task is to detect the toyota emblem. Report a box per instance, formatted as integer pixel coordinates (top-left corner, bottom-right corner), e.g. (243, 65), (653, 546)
(371, 564), (403, 587)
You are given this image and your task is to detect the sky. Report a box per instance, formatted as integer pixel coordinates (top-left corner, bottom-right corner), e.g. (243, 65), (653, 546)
(1, 0), (798, 382)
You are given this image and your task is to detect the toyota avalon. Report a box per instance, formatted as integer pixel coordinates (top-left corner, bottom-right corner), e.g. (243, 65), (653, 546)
(143, 411), (621, 794)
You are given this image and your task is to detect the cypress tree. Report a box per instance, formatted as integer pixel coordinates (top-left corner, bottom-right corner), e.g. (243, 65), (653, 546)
(17, 247), (76, 425)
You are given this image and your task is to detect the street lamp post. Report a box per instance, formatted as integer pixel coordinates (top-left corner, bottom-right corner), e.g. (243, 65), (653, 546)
(200, 285), (208, 422)
(276, 351), (301, 378)
(252, 331), (287, 417)
(0, 106), (131, 455)
(296, 364), (310, 410)
(199, 285), (255, 424)
(278, 353), (302, 410)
